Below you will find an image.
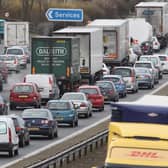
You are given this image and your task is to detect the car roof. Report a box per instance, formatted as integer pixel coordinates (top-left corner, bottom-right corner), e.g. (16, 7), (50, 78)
(13, 82), (35, 86)
(47, 99), (72, 103)
(103, 74), (122, 78)
(79, 85), (99, 89)
(114, 66), (134, 70)
(135, 61), (152, 64)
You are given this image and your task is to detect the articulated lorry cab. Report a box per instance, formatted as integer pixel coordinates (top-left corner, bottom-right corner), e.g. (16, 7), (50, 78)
(31, 36), (81, 94)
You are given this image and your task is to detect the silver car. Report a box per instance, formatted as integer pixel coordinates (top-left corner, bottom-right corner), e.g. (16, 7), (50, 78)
(0, 55), (20, 73)
(61, 92), (92, 118)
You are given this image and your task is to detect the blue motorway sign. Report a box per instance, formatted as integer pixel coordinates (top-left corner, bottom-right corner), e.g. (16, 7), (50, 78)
(46, 8), (83, 22)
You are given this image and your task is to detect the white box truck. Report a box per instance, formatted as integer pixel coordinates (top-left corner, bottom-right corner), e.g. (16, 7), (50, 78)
(88, 19), (129, 66)
(136, 2), (168, 36)
(4, 21), (29, 47)
(127, 18), (153, 45)
(53, 26), (103, 83)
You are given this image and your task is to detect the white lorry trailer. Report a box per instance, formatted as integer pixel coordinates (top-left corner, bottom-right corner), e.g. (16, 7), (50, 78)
(136, 2), (168, 36)
(127, 18), (153, 45)
(4, 21), (29, 47)
(88, 19), (129, 66)
(53, 26), (103, 83)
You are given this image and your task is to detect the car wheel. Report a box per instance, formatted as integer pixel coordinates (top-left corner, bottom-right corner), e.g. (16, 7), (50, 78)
(48, 130), (54, 139)
(75, 120), (78, 126)
(25, 138), (30, 146)
(0, 84), (3, 92)
(9, 149), (14, 157)
(14, 149), (19, 156)
(54, 129), (58, 138)
(85, 112), (89, 118)
(10, 104), (15, 110)
(71, 120), (75, 127)
(19, 137), (25, 147)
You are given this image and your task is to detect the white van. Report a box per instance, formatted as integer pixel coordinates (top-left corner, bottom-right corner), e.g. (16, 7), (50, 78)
(0, 117), (19, 157)
(24, 74), (60, 102)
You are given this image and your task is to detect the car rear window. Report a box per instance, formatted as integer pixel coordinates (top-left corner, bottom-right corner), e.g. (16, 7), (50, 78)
(62, 94), (84, 100)
(79, 88), (98, 94)
(22, 109), (49, 118)
(159, 56), (167, 61)
(0, 121), (7, 134)
(113, 68), (131, 77)
(135, 63), (152, 68)
(96, 82), (112, 89)
(103, 77), (120, 83)
(13, 85), (33, 93)
(7, 49), (23, 55)
(48, 102), (71, 110)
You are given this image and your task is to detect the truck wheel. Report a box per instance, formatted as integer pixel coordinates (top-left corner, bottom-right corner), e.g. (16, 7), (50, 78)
(9, 149), (14, 157)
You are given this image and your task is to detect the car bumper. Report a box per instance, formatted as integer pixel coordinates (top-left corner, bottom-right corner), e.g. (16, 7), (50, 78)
(56, 117), (75, 124)
(0, 143), (15, 151)
(10, 100), (38, 107)
(138, 81), (152, 87)
(28, 127), (53, 136)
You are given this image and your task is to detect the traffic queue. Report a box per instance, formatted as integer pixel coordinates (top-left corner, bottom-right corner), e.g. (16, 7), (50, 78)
(0, 46), (167, 158)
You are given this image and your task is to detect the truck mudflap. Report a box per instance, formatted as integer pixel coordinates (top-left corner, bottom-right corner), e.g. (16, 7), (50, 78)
(58, 79), (80, 96)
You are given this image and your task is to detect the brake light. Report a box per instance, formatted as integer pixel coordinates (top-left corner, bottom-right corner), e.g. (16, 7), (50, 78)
(166, 57), (168, 61)
(8, 128), (12, 143)
(49, 77), (53, 85)
(16, 126), (22, 132)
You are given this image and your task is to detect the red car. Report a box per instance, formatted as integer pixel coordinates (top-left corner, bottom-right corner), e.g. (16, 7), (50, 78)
(9, 82), (41, 110)
(78, 85), (104, 111)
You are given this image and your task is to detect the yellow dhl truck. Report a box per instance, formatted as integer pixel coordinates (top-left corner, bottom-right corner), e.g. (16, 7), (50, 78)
(104, 122), (168, 168)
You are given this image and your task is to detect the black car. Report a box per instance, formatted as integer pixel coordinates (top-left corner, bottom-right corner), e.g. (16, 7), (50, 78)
(9, 114), (30, 147)
(0, 95), (8, 115)
(22, 108), (58, 139)
(140, 41), (153, 55)
(156, 35), (167, 49)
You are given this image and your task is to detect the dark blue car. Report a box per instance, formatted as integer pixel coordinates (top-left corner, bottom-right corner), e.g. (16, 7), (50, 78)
(47, 100), (78, 127)
(103, 75), (127, 97)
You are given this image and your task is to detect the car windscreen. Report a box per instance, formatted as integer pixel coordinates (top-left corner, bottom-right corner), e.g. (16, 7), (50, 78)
(48, 102), (71, 110)
(79, 88), (98, 95)
(6, 49), (23, 55)
(135, 63), (152, 68)
(113, 68), (131, 77)
(22, 109), (49, 118)
(159, 56), (167, 61)
(0, 121), (7, 134)
(13, 85), (33, 93)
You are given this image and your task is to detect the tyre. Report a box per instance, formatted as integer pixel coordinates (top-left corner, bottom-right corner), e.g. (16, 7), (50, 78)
(70, 120), (75, 127)
(14, 149), (19, 156)
(9, 149), (14, 157)
(54, 130), (58, 138)
(75, 120), (78, 126)
(25, 138), (30, 146)
(19, 137), (25, 147)
(10, 104), (15, 110)
(48, 130), (54, 139)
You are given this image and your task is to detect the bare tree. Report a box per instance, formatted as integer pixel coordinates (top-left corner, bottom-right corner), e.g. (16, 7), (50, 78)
(21, 0), (34, 20)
